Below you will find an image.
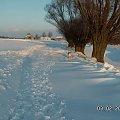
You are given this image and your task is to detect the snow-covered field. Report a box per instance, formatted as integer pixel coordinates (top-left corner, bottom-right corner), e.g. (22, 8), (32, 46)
(0, 39), (120, 120)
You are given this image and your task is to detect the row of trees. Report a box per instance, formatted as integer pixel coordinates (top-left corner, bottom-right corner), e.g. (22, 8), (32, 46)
(35, 31), (53, 39)
(41, 31), (53, 38)
(45, 0), (120, 63)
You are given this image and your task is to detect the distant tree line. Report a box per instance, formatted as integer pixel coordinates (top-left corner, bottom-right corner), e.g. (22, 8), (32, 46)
(0, 35), (15, 39)
(35, 31), (53, 39)
(0, 31), (53, 40)
(45, 0), (120, 63)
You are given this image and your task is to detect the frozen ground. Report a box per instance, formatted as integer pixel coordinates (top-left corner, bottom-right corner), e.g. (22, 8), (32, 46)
(0, 39), (120, 120)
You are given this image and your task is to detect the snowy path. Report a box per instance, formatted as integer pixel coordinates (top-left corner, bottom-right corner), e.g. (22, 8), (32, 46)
(0, 41), (68, 120)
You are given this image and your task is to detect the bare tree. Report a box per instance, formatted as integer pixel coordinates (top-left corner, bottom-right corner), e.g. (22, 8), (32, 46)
(45, 0), (91, 53)
(42, 32), (46, 37)
(48, 31), (53, 38)
(77, 0), (120, 62)
(58, 20), (75, 47)
(45, 0), (79, 47)
(70, 18), (90, 53)
(35, 34), (39, 39)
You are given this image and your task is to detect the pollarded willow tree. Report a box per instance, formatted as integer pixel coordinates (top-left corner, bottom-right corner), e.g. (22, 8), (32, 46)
(45, 0), (91, 53)
(58, 17), (90, 53)
(57, 20), (75, 48)
(45, 0), (79, 48)
(68, 18), (90, 53)
(77, 0), (120, 62)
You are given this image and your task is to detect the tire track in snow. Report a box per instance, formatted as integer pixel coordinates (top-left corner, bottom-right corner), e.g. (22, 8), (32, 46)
(0, 54), (23, 120)
(8, 49), (67, 120)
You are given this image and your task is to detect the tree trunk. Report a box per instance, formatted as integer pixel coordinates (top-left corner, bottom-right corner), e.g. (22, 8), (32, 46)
(92, 40), (107, 63)
(75, 42), (86, 54)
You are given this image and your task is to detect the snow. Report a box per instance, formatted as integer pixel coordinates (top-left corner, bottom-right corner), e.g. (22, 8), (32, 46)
(0, 39), (120, 120)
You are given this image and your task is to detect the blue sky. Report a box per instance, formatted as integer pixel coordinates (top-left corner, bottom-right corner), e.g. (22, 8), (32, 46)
(0, 0), (57, 37)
